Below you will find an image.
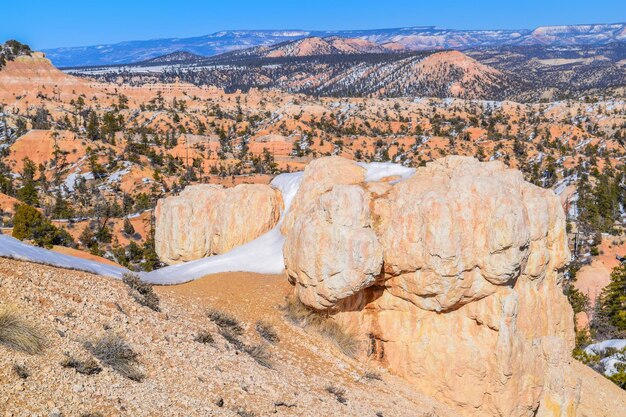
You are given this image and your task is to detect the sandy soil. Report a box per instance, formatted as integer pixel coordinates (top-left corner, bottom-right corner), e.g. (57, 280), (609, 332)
(575, 235), (626, 305)
(0, 259), (455, 417)
(50, 245), (122, 267)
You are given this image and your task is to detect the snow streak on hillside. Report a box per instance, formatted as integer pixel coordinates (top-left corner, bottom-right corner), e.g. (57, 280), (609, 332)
(0, 235), (128, 278)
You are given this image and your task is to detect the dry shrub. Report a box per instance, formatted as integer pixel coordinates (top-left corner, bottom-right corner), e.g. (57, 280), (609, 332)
(62, 356), (102, 375)
(194, 330), (215, 345)
(0, 304), (46, 354)
(207, 309), (243, 335)
(363, 370), (382, 381)
(255, 320), (279, 344)
(208, 309), (246, 349)
(85, 334), (144, 381)
(244, 344), (273, 369)
(219, 327), (245, 350)
(207, 309), (273, 368)
(282, 295), (359, 357)
(13, 364), (29, 379)
(325, 384), (347, 404)
(122, 273), (160, 312)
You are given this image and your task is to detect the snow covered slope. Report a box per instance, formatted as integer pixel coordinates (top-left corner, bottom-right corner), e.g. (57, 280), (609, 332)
(0, 234), (128, 278)
(585, 339), (626, 376)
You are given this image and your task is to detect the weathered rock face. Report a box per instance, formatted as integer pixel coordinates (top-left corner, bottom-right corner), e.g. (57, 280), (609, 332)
(155, 184), (282, 264)
(284, 184), (383, 309)
(281, 156), (366, 236)
(283, 156), (578, 417)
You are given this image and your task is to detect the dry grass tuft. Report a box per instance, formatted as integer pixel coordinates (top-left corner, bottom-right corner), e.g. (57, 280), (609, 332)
(219, 327), (245, 350)
(282, 295), (360, 357)
(363, 370), (382, 381)
(13, 364), (29, 379)
(207, 309), (244, 335)
(85, 334), (144, 382)
(122, 273), (160, 312)
(0, 305), (46, 354)
(62, 356), (102, 375)
(194, 330), (215, 345)
(244, 344), (273, 369)
(255, 320), (279, 344)
(325, 384), (347, 404)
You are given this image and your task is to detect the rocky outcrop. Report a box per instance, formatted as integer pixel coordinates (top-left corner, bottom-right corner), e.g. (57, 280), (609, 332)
(155, 184), (282, 264)
(283, 156), (580, 417)
(281, 156), (366, 236)
(284, 184), (383, 309)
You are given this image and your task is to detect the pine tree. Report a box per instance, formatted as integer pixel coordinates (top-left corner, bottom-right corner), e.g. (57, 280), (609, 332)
(17, 157), (39, 206)
(595, 263), (626, 337)
(123, 217), (135, 236)
(141, 237), (160, 272)
(86, 110), (100, 141)
(12, 204), (74, 248)
(51, 191), (74, 219)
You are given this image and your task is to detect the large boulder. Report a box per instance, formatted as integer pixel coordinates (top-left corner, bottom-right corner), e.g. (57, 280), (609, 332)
(284, 184), (383, 309)
(283, 156), (579, 417)
(281, 156), (366, 236)
(155, 184), (282, 264)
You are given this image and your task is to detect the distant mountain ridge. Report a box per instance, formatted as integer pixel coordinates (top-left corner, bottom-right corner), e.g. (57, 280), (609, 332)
(226, 36), (402, 58)
(67, 47), (520, 100)
(142, 51), (205, 64)
(43, 23), (626, 67)
(66, 38), (626, 101)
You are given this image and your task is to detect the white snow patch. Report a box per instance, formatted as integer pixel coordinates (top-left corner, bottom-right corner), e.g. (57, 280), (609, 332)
(601, 354), (626, 376)
(0, 235), (127, 278)
(357, 162), (415, 183)
(584, 339), (626, 376)
(585, 339), (626, 355)
(64, 170), (94, 192)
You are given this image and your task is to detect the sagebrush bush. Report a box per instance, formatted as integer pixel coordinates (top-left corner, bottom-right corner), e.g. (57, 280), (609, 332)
(282, 295), (359, 357)
(325, 385), (347, 404)
(62, 356), (102, 375)
(0, 305), (46, 354)
(255, 320), (279, 344)
(85, 334), (143, 381)
(122, 273), (160, 312)
(207, 309), (243, 335)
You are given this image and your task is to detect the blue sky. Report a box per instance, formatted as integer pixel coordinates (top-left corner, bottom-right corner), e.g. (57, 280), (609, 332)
(2, 0), (625, 49)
